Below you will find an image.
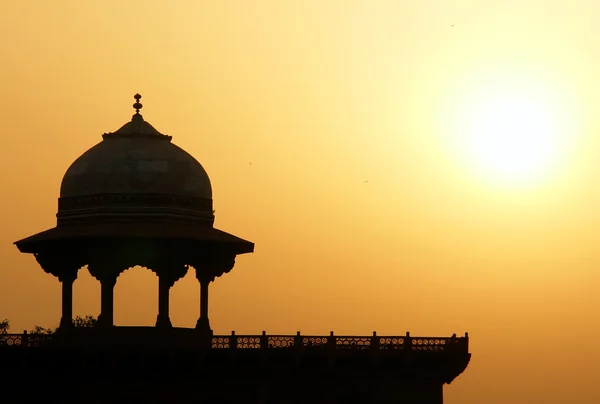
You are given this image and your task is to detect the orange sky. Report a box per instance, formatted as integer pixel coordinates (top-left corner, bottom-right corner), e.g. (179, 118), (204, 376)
(2, 1), (600, 403)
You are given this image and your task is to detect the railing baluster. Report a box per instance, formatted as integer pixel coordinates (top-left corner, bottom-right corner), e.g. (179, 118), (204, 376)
(230, 331), (237, 349)
(260, 331), (267, 350)
(328, 331), (335, 352)
(371, 331), (379, 351)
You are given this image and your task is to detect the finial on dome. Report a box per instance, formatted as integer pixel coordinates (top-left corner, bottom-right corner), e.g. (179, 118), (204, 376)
(133, 93), (143, 114)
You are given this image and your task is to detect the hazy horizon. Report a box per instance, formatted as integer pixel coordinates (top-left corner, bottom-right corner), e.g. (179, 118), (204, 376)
(2, 2), (600, 403)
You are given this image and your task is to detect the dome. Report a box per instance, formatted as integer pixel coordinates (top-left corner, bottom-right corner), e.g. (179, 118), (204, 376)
(60, 127), (212, 199)
(56, 94), (214, 226)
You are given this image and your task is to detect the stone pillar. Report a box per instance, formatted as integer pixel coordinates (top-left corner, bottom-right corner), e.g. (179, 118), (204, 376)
(156, 276), (173, 328)
(32, 253), (83, 330)
(193, 254), (235, 337)
(97, 276), (117, 328)
(58, 273), (77, 329)
(196, 275), (212, 335)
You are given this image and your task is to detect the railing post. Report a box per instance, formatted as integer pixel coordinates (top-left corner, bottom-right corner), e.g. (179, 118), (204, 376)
(260, 331), (268, 365)
(449, 333), (457, 352)
(294, 331), (302, 367)
(404, 331), (412, 351)
(328, 331), (336, 351)
(371, 331), (379, 350)
(402, 331), (413, 373)
(328, 331), (336, 369)
(261, 330), (268, 349)
(230, 330), (238, 349)
(370, 331), (380, 369)
(22, 330), (28, 348)
(229, 330), (237, 364)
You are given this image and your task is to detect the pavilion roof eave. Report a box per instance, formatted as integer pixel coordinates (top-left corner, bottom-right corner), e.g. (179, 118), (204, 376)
(13, 223), (254, 255)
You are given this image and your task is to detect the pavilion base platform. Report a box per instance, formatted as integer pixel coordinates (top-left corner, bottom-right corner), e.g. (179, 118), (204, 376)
(1, 329), (470, 404)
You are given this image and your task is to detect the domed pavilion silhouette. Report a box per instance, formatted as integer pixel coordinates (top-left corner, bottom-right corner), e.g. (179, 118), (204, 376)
(6, 95), (470, 404)
(15, 93), (253, 333)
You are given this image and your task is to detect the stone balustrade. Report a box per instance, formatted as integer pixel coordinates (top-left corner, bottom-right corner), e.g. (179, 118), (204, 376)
(0, 330), (469, 353)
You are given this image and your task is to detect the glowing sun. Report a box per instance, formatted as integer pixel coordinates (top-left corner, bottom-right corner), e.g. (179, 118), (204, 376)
(464, 94), (562, 185)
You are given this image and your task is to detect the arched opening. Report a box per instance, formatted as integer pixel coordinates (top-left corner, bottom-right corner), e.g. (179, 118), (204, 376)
(170, 268), (199, 328)
(73, 265), (100, 321)
(114, 266), (158, 326)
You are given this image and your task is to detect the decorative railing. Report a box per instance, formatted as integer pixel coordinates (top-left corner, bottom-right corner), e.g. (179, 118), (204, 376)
(0, 333), (53, 347)
(0, 331), (468, 352)
(214, 331), (468, 352)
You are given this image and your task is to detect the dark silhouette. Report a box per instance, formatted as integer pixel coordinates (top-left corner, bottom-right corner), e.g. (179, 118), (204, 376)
(28, 325), (54, 335)
(73, 314), (97, 328)
(24, 315), (98, 335)
(0, 319), (8, 334)
(2, 95), (470, 404)
(14, 94), (253, 333)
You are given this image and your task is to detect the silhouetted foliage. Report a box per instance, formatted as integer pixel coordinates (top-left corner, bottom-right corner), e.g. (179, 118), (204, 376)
(73, 315), (97, 328)
(29, 325), (55, 335)
(0, 319), (9, 334)
(28, 315), (97, 335)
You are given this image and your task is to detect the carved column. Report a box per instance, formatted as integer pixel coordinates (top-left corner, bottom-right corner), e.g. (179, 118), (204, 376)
(88, 250), (123, 328)
(156, 276), (173, 328)
(154, 260), (188, 328)
(59, 272), (77, 329)
(97, 276), (117, 328)
(194, 254), (235, 336)
(34, 252), (83, 330)
(196, 273), (214, 335)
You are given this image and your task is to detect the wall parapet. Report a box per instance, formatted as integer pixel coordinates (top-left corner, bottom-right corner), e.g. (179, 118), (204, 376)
(0, 329), (469, 353)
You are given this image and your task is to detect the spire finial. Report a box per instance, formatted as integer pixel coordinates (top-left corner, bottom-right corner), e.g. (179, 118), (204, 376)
(133, 93), (143, 114)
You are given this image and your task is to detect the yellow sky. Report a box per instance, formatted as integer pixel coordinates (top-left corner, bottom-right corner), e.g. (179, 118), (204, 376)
(2, 1), (600, 402)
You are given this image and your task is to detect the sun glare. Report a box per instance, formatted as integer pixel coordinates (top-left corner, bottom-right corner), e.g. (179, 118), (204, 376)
(466, 95), (560, 184)
(439, 76), (579, 190)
